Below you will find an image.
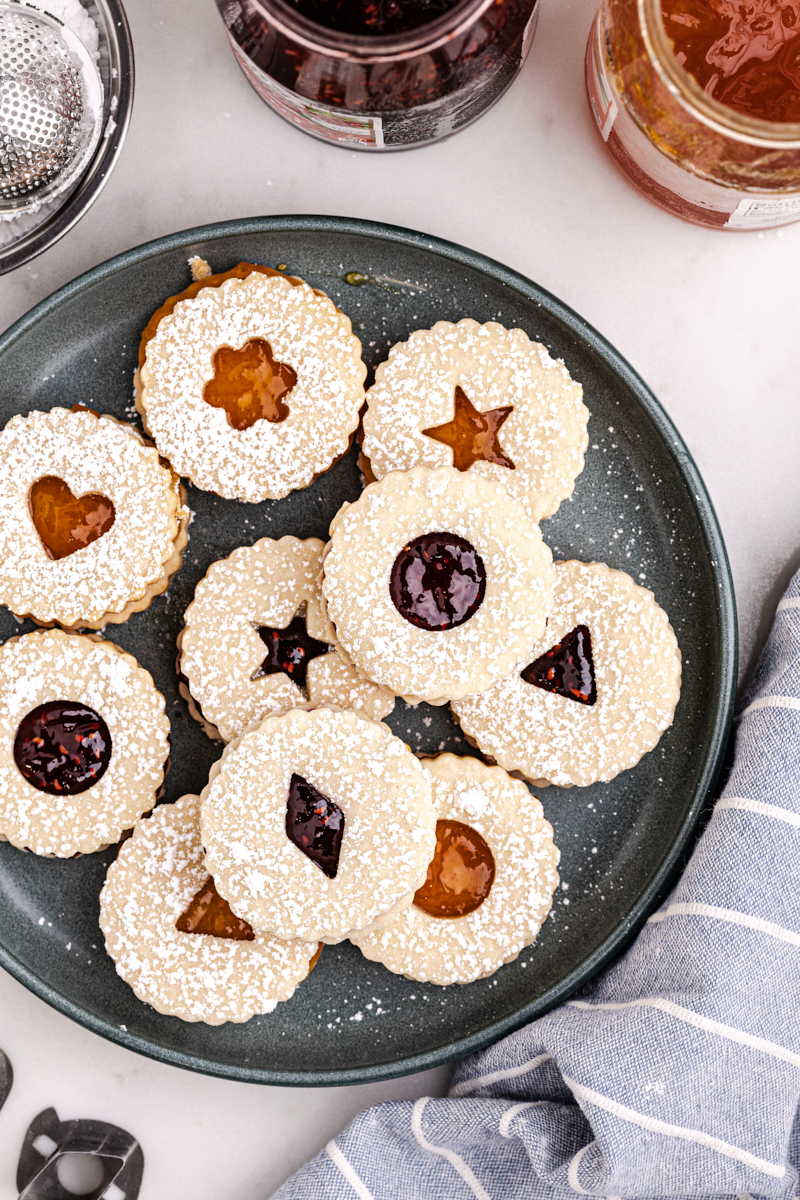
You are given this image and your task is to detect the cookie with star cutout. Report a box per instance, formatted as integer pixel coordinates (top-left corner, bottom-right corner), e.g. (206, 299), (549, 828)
(178, 535), (394, 742)
(451, 560), (682, 787)
(361, 319), (589, 523)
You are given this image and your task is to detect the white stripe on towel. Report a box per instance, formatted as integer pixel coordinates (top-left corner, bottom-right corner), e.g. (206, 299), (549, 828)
(326, 1140), (375, 1200)
(498, 1102), (537, 1139)
(715, 796), (800, 828)
(568, 997), (800, 1069)
(739, 695), (800, 720)
(450, 1053), (552, 1097)
(648, 903), (800, 947)
(411, 1098), (492, 1199)
(777, 597), (800, 612)
(567, 1140), (599, 1194)
(563, 1077), (785, 1179)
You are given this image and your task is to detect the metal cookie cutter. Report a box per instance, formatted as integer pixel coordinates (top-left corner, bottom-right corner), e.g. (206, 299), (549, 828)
(17, 1107), (143, 1200)
(0, 1048), (12, 1110)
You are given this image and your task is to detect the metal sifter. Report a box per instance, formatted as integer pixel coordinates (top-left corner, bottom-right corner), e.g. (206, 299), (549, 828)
(0, 2), (103, 214)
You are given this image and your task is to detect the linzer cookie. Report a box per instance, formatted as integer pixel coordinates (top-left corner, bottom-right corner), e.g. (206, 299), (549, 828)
(320, 466), (555, 705)
(0, 407), (188, 629)
(361, 320), (589, 523)
(0, 630), (170, 856)
(351, 754), (559, 984)
(452, 561), (682, 787)
(178, 535), (394, 743)
(200, 706), (436, 944)
(136, 268), (367, 501)
(100, 794), (319, 1024)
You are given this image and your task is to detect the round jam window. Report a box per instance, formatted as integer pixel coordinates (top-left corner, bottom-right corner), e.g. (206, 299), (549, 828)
(14, 701), (112, 795)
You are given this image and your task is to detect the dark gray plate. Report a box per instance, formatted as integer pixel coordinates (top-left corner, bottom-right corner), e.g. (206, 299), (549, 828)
(0, 216), (736, 1085)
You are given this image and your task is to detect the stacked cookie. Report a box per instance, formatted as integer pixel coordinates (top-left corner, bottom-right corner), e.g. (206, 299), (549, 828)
(0, 257), (681, 1026)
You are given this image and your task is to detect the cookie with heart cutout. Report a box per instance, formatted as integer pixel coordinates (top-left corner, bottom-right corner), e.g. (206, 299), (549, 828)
(350, 753), (559, 985)
(200, 706), (437, 944)
(178, 534), (394, 743)
(320, 466), (555, 705)
(136, 266), (366, 502)
(0, 407), (188, 629)
(361, 319), (589, 524)
(0, 629), (170, 857)
(451, 560), (682, 787)
(100, 793), (320, 1024)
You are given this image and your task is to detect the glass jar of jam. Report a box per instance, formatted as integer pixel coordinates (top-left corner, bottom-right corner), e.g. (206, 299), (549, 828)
(586, 0), (800, 229)
(215, 0), (539, 150)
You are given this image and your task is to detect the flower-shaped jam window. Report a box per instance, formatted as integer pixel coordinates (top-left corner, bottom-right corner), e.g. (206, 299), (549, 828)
(29, 476), (115, 561)
(423, 386), (515, 473)
(521, 624), (596, 705)
(285, 773), (344, 879)
(14, 701), (112, 795)
(414, 819), (495, 918)
(203, 338), (297, 431)
(176, 877), (255, 940)
(390, 532), (486, 631)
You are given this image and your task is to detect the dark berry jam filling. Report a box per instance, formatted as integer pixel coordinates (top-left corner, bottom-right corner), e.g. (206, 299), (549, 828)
(285, 773), (345, 879)
(176, 877), (255, 940)
(286, 0), (462, 37)
(521, 624), (597, 705)
(390, 532), (486, 631)
(414, 818), (495, 918)
(252, 614), (329, 688)
(14, 701), (112, 794)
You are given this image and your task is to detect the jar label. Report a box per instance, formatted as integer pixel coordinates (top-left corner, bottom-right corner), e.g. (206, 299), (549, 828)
(586, 12), (617, 141)
(229, 38), (385, 148)
(726, 194), (800, 229)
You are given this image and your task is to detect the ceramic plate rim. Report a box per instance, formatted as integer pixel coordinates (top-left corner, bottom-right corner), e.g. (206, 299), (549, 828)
(0, 215), (738, 1085)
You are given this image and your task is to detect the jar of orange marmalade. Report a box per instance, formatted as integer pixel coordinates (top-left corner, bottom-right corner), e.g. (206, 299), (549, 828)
(586, 0), (800, 229)
(216, 0), (538, 151)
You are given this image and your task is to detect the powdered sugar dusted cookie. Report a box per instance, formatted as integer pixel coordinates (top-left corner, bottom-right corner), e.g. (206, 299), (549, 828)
(200, 706), (436, 944)
(321, 466), (555, 705)
(0, 407), (188, 629)
(100, 794), (319, 1024)
(452, 561), (682, 787)
(0, 630), (170, 856)
(361, 320), (589, 524)
(178, 535), (394, 743)
(137, 270), (366, 501)
(351, 753), (559, 985)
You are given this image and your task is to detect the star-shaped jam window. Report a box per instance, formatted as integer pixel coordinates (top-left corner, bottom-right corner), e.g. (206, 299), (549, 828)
(422, 385), (515, 473)
(203, 337), (297, 431)
(251, 613), (329, 690)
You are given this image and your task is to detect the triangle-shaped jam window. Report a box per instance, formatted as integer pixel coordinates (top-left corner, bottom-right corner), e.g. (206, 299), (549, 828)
(176, 877), (255, 940)
(521, 624), (597, 705)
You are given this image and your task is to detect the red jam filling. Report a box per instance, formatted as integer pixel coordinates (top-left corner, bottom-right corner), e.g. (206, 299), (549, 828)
(14, 701), (112, 795)
(252, 614), (329, 688)
(285, 773), (344, 879)
(414, 818), (495, 918)
(29, 476), (115, 561)
(422, 386), (515, 473)
(521, 624), (597, 705)
(389, 532), (486, 631)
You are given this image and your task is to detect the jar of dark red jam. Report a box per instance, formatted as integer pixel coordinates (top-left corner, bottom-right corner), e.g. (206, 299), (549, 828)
(215, 0), (539, 150)
(586, 0), (800, 229)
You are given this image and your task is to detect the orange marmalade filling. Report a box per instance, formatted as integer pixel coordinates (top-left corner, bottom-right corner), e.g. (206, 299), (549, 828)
(176, 877), (255, 940)
(203, 337), (297, 430)
(413, 818), (495, 918)
(29, 475), (116, 561)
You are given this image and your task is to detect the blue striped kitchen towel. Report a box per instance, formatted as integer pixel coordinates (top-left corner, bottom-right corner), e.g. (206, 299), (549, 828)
(274, 570), (800, 1200)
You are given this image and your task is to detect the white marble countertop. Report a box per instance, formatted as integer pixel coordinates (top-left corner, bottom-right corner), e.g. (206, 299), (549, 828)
(1, 0), (798, 1195)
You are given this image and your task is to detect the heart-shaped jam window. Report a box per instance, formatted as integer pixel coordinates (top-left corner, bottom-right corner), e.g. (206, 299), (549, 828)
(29, 476), (115, 561)
(203, 338), (297, 431)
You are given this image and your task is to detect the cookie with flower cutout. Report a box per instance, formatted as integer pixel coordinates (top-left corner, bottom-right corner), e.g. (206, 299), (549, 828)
(178, 535), (394, 743)
(0, 407), (188, 629)
(452, 560), (682, 788)
(351, 753), (559, 984)
(200, 706), (437, 944)
(100, 793), (320, 1024)
(361, 319), (589, 524)
(320, 466), (555, 706)
(136, 264), (367, 502)
(0, 630), (170, 857)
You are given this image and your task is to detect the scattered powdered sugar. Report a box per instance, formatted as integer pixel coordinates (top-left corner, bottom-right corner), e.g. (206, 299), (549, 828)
(453, 785), (489, 819)
(0, 630), (170, 856)
(99, 794), (317, 1024)
(452, 560), (682, 787)
(0, 409), (186, 626)
(139, 273), (367, 501)
(362, 319), (589, 524)
(321, 466), (555, 703)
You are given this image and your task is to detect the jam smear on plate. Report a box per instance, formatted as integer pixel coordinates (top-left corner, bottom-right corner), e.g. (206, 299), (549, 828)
(252, 614), (329, 688)
(176, 877), (255, 940)
(286, 773), (345, 879)
(29, 476), (115, 560)
(390, 532), (486, 631)
(521, 624), (597, 705)
(414, 818), (495, 918)
(203, 338), (297, 430)
(14, 701), (112, 795)
(423, 385), (515, 472)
